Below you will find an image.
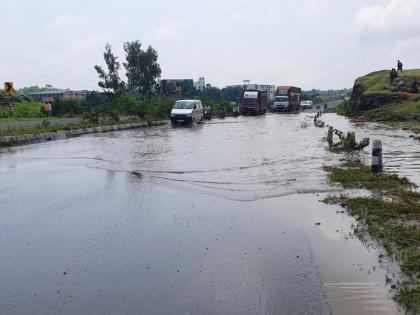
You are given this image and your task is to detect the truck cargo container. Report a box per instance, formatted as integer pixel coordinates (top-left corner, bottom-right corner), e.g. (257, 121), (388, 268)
(241, 90), (267, 115)
(272, 86), (302, 113)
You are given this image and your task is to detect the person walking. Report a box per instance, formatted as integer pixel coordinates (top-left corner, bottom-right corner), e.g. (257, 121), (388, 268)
(397, 60), (403, 73)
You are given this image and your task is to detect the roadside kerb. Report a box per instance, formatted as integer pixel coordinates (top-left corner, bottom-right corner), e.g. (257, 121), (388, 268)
(0, 120), (168, 147)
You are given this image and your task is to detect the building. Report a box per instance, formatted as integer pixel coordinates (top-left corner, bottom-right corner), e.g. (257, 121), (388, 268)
(160, 79), (194, 95)
(235, 84), (276, 101)
(28, 90), (88, 102)
(194, 77), (206, 92)
(63, 90), (88, 102)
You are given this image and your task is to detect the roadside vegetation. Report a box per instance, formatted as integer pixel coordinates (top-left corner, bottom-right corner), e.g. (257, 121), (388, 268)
(324, 100), (352, 116)
(0, 100), (44, 119)
(0, 118), (146, 137)
(0, 40), (247, 132)
(302, 88), (351, 104)
(324, 161), (420, 312)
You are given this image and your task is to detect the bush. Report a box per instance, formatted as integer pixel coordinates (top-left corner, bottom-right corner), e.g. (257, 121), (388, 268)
(0, 101), (44, 119)
(329, 129), (370, 152)
(81, 110), (100, 123)
(52, 98), (86, 116)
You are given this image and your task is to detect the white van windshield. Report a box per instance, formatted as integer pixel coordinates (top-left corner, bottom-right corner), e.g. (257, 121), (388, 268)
(275, 96), (289, 102)
(174, 101), (194, 109)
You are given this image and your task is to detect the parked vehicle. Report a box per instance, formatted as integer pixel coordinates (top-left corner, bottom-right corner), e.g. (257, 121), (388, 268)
(203, 106), (212, 120)
(272, 86), (302, 112)
(241, 90), (267, 115)
(300, 100), (313, 110)
(170, 100), (203, 125)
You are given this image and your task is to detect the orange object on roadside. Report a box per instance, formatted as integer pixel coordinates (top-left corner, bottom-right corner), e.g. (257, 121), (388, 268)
(401, 92), (408, 97)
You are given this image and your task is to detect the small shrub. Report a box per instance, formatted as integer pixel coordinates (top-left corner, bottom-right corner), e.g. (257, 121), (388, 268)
(329, 129), (370, 152)
(41, 119), (50, 127)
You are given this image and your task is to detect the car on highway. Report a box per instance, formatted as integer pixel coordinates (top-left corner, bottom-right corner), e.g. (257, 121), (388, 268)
(300, 100), (313, 110)
(170, 100), (204, 125)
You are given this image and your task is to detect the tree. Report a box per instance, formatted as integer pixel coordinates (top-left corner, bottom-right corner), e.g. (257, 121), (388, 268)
(94, 44), (125, 94)
(85, 91), (106, 108)
(123, 40), (161, 97)
(221, 86), (243, 103)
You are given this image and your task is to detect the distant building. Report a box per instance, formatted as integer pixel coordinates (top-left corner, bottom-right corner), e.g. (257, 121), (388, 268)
(63, 90), (88, 102)
(194, 77), (206, 92)
(160, 79), (194, 95)
(28, 90), (88, 102)
(235, 84), (276, 101)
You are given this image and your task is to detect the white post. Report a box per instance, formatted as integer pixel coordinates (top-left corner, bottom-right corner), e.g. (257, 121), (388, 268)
(327, 126), (334, 147)
(372, 140), (383, 176)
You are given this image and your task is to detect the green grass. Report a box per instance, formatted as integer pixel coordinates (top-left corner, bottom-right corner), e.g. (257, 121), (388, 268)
(324, 101), (349, 115)
(356, 69), (420, 93)
(396, 281), (420, 313)
(356, 70), (391, 93)
(324, 162), (415, 192)
(362, 100), (420, 122)
(0, 101), (44, 119)
(324, 161), (420, 312)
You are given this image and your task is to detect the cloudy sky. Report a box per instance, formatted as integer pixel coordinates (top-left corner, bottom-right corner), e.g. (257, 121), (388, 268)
(1, 0), (419, 90)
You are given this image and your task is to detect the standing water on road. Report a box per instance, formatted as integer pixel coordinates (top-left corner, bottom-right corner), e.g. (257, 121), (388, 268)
(1, 113), (418, 314)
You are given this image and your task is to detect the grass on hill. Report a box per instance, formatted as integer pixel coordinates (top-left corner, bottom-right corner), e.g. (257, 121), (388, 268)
(361, 99), (420, 122)
(356, 69), (420, 94)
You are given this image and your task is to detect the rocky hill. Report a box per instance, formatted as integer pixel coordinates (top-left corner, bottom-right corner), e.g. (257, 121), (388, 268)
(350, 69), (420, 122)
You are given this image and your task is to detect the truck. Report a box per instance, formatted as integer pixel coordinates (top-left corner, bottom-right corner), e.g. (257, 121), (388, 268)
(241, 90), (267, 115)
(272, 86), (302, 113)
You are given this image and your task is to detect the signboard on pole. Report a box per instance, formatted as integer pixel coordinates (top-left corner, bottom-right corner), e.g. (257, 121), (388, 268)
(4, 82), (13, 93)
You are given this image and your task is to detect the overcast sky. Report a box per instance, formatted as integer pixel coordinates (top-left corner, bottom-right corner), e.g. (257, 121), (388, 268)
(1, 0), (420, 90)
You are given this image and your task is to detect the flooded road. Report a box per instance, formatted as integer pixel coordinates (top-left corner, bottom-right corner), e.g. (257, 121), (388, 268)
(1, 113), (418, 314)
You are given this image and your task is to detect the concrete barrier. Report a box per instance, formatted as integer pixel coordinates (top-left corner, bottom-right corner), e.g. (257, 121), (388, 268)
(0, 120), (169, 147)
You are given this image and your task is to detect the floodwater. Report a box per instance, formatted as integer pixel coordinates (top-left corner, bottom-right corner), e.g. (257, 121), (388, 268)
(0, 113), (419, 314)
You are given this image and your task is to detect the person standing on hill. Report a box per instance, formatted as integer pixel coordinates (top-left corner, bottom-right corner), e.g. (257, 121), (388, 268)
(397, 60), (403, 73)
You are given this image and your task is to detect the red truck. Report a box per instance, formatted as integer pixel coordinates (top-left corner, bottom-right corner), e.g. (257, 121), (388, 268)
(241, 90), (267, 115)
(272, 86), (302, 112)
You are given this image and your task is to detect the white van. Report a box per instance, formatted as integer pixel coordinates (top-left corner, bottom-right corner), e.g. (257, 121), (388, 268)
(170, 100), (204, 124)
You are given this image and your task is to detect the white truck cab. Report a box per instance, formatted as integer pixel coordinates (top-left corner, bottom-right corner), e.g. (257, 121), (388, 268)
(170, 100), (204, 124)
(272, 95), (289, 112)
